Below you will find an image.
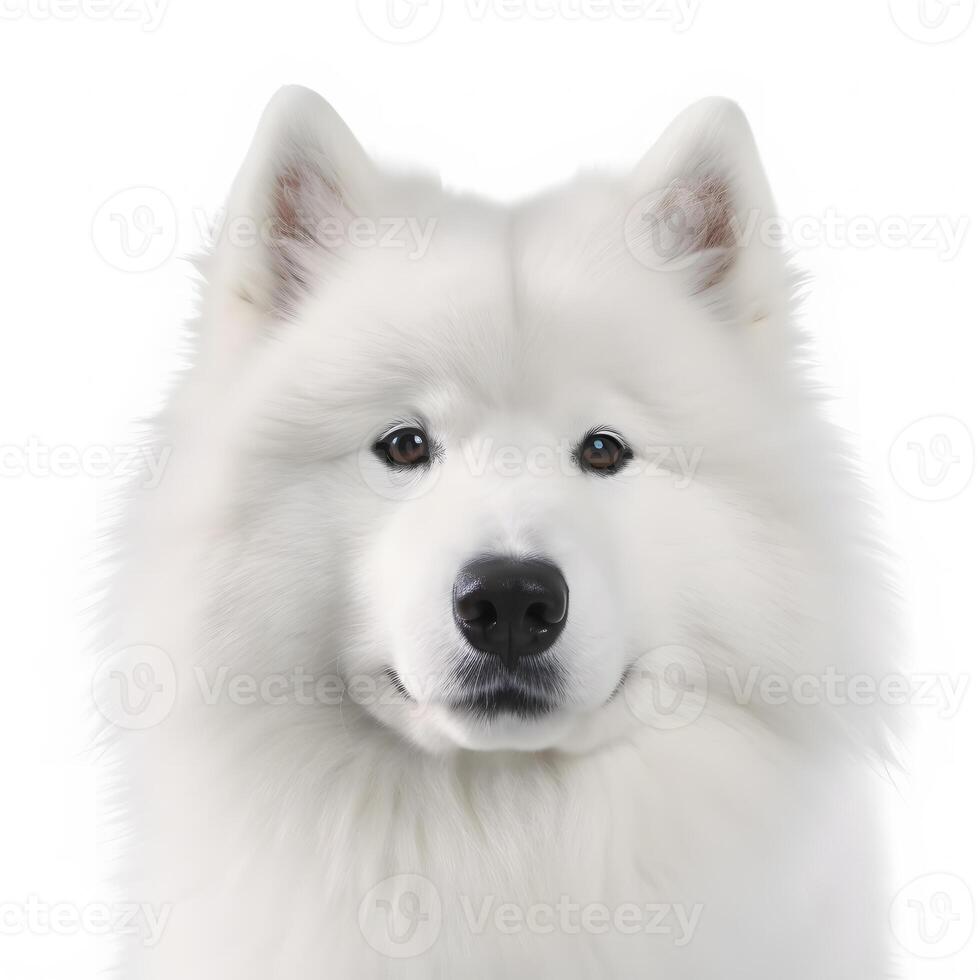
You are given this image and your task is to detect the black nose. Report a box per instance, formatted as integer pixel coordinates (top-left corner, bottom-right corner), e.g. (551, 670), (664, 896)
(452, 557), (569, 668)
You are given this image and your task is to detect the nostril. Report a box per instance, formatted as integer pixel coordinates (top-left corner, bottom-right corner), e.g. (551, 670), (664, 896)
(458, 598), (496, 628)
(524, 602), (555, 633)
(526, 595), (567, 626)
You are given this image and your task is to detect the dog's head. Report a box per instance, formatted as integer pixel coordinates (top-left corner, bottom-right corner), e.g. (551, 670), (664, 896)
(187, 87), (868, 756)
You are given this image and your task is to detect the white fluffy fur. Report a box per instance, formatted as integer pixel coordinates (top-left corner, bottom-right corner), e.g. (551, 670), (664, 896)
(104, 87), (901, 978)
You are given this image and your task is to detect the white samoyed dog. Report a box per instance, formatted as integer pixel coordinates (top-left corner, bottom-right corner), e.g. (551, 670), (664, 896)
(104, 87), (900, 978)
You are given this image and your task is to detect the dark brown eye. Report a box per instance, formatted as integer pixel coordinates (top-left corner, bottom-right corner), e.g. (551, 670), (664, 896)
(579, 431), (630, 474)
(375, 427), (430, 468)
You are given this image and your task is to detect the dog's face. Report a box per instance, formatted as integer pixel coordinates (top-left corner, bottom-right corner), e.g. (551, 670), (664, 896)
(200, 88), (804, 754)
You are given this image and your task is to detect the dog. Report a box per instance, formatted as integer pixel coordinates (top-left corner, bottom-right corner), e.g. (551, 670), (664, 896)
(103, 86), (899, 978)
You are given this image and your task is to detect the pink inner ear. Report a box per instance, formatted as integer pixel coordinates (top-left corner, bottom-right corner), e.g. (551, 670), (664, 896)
(653, 172), (738, 290)
(265, 162), (351, 317)
(271, 164), (346, 247)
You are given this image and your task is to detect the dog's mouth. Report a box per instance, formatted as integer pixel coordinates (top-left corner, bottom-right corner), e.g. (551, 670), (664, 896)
(384, 660), (566, 721)
(450, 653), (567, 720)
(446, 684), (558, 720)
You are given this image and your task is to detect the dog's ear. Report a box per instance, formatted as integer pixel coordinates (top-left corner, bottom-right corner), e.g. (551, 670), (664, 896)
(208, 86), (375, 325)
(625, 98), (789, 324)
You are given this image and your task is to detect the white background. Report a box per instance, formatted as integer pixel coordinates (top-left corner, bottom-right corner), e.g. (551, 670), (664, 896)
(0, 1), (977, 976)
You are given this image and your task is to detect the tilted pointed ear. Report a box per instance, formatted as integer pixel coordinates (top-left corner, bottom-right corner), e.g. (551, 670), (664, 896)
(625, 98), (789, 324)
(209, 86), (376, 322)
